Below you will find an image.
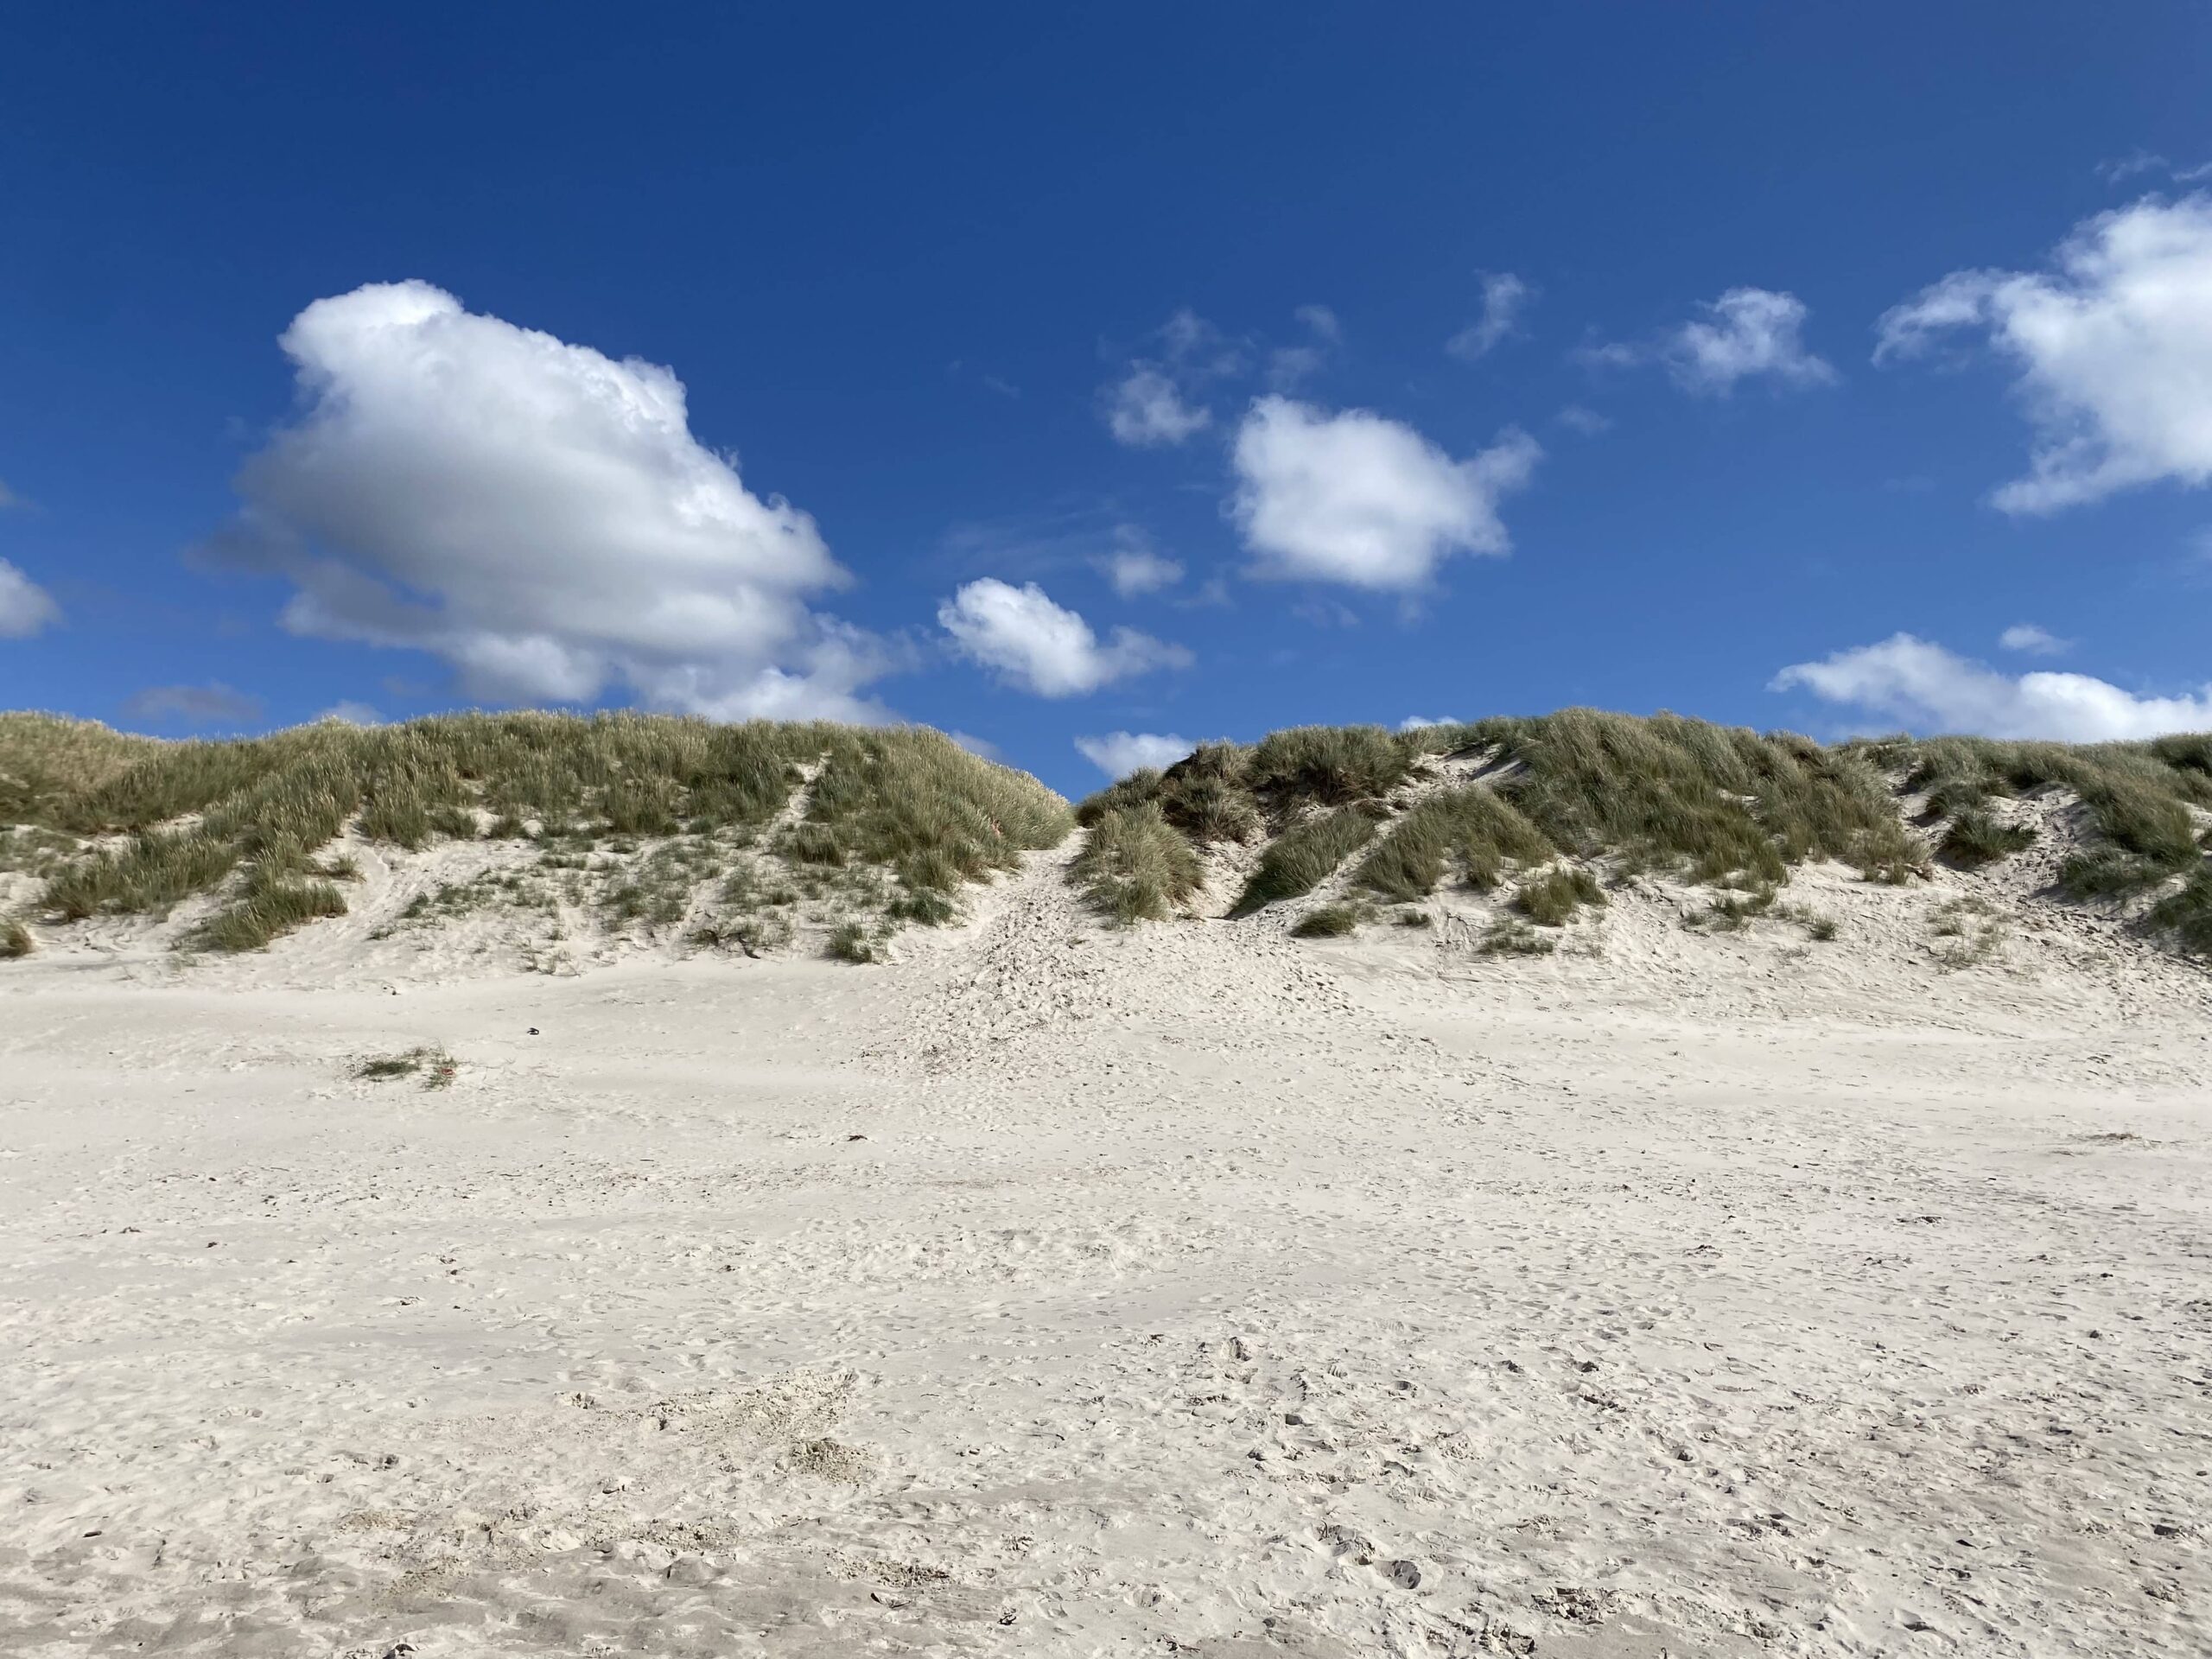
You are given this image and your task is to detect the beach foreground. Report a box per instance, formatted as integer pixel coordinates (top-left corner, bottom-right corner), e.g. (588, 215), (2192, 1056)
(3, 849), (2208, 1657)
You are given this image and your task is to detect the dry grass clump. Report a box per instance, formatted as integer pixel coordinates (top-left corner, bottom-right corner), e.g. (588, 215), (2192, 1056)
(2147, 870), (2212, 955)
(1070, 803), (1204, 924)
(3, 714), (1070, 952)
(1247, 725), (1414, 806)
(1512, 867), (1606, 926)
(1938, 809), (2037, 868)
(1, 918), (32, 959)
(1075, 742), (1262, 845)
(1230, 807), (1378, 916)
(1290, 904), (1360, 938)
(1355, 785), (1551, 899)
(356, 1046), (457, 1088)
(1478, 918), (1555, 957)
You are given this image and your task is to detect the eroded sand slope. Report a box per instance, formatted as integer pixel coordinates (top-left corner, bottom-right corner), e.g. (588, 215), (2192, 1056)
(3, 847), (2209, 1656)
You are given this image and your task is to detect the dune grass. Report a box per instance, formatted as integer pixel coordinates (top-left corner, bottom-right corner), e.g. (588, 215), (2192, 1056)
(1, 918), (31, 959)
(3, 713), (1071, 952)
(1290, 904), (1360, 938)
(1354, 785), (1551, 899)
(1069, 802), (1204, 924)
(1937, 809), (2037, 868)
(1230, 807), (1378, 916)
(1512, 867), (1606, 926)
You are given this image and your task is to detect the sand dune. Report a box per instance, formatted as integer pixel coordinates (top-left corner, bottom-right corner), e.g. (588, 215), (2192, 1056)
(3, 840), (2209, 1656)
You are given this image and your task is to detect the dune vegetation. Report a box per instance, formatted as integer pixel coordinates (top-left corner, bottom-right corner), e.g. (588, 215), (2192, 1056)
(0, 712), (1071, 955)
(1071, 709), (2212, 952)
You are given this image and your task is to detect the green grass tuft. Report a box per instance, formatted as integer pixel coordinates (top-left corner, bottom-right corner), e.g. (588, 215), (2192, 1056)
(1354, 785), (1551, 899)
(1070, 803), (1204, 925)
(1938, 810), (2037, 868)
(1290, 904), (1359, 938)
(1230, 808), (1376, 916)
(1513, 867), (1606, 926)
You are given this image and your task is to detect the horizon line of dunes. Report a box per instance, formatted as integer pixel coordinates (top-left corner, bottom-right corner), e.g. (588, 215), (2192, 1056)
(1068, 712), (2212, 953)
(1, 708), (2208, 958)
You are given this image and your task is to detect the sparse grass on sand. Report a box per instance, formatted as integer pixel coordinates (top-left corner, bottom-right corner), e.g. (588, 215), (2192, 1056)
(1512, 867), (1607, 926)
(1074, 709), (2212, 953)
(0, 918), (32, 959)
(0, 712), (1070, 953)
(356, 1046), (458, 1089)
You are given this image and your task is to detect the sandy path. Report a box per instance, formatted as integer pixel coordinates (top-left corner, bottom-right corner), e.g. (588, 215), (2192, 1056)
(2, 847), (2208, 1656)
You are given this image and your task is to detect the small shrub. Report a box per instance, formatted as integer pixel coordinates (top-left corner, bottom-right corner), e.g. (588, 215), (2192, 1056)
(887, 885), (957, 926)
(1231, 807), (1376, 916)
(1804, 912), (1840, 942)
(1071, 802), (1205, 925)
(1938, 810), (2037, 868)
(825, 921), (884, 963)
(1291, 904), (1359, 938)
(0, 918), (32, 959)
(1395, 909), (1433, 928)
(1513, 867), (1606, 926)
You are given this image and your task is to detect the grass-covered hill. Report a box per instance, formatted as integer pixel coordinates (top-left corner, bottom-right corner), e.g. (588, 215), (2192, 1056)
(0, 712), (1070, 960)
(4, 707), (2209, 964)
(1070, 710), (2212, 956)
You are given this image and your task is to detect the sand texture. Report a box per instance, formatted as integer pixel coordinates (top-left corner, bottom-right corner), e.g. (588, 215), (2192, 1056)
(3, 843), (2209, 1656)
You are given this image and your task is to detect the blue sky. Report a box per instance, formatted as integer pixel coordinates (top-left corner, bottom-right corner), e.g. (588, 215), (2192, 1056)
(3, 3), (2210, 797)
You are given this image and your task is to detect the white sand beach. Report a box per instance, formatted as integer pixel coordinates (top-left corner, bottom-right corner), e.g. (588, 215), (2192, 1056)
(3, 842), (2208, 1656)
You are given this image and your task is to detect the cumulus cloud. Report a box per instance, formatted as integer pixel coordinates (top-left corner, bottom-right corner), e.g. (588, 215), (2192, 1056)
(1874, 194), (2212, 513)
(1999, 623), (2069, 656)
(1097, 527), (1185, 597)
(198, 280), (890, 722)
(1580, 288), (1834, 396)
(1555, 404), (1612, 435)
(0, 559), (60, 638)
(938, 578), (1191, 696)
(1397, 715), (1457, 731)
(1447, 272), (1533, 362)
(315, 701), (384, 725)
(1772, 633), (2212, 741)
(123, 682), (264, 728)
(1074, 730), (1194, 778)
(1230, 396), (1541, 590)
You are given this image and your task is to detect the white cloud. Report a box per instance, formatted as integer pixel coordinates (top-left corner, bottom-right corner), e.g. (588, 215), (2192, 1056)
(315, 701), (384, 725)
(1075, 731), (1194, 778)
(1773, 632), (2212, 741)
(1577, 288), (1834, 396)
(938, 578), (1191, 696)
(1397, 715), (1457, 731)
(1101, 308), (1240, 447)
(1230, 396), (1541, 590)
(1099, 526), (1185, 596)
(1875, 194), (2212, 513)
(198, 280), (890, 722)
(1556, 404), (1612, 435)
(1999, 623), (2069, 656)
(122, 682), (264, 728)
(1666, 288), (1835, 394)
(1294, 304), (1341, 342)
(0, 559), (60, 638)
(1103, 365), (1211, 446)
(1447, 272), (1533, 362)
